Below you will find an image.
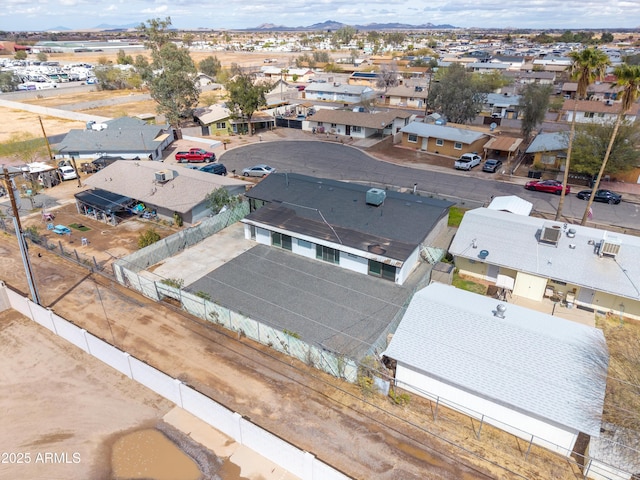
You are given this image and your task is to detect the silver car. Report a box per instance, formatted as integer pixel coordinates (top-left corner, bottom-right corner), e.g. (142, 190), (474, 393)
(242, 164), (276, 177)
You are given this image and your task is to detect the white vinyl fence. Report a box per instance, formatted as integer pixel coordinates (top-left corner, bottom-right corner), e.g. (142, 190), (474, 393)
(0, 283), (350, 480)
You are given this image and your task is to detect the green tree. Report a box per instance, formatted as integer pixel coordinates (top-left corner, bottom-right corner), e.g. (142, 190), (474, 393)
(472, 70), (511, 92)
(205, 187), (239, 214)
(428, 63), (487, 124)
(224, 73), (271, 135)
(14, 50), (27, 60)
(134, 54), (153, 83)
(385, 32), (406, 47)
(0, 132), (48, 164)
(581, 64), (640, 225)
(555, 47), (610, 221)
(36, 51), (48, 62)
(519, 83), (553, 140)
(312, 51), (330, 63)
(138, 17), (200, 130)
(569, 121), (640, 176)
(0, 71), (20, 92)
(332, 26), (356, 47)
(600, 32), (614, 44)
(116, 49), (134, 65)
(198, 56), (221, 78)
(94, 65), (142, 90)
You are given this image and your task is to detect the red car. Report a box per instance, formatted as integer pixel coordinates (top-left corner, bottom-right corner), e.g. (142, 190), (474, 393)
(525, 179), (570, 195)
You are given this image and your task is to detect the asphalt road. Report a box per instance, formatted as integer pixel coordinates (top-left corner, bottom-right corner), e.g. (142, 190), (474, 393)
(220, 140), (640, 231)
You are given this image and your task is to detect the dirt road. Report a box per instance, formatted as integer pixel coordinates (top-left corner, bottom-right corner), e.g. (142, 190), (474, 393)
(0, 232), (580, 480)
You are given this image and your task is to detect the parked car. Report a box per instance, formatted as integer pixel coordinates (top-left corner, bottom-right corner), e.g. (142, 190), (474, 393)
(482, 159), (503, 173)
(242, 164), (276, 177)
(524, 179), (570, 195)
(199, 163), (227, 176)
(58, 165), (78, 181)
(175, 148), (216, 163)
(576, 189), (622, 204)
(454, 153), (482, 171)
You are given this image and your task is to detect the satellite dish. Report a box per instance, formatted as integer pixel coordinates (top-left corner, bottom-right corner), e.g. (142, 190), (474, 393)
(490, 122), (497, 131)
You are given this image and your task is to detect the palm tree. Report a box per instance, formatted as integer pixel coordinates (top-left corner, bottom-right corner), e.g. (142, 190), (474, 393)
(580, 63), (640, 225)
(555, 48), (610, 221)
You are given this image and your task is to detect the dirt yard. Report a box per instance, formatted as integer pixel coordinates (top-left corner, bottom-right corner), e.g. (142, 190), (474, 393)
(0, 309), (174, 480)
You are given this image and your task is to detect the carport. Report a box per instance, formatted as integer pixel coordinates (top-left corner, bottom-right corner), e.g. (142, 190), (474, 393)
(74, 188), (133, 225)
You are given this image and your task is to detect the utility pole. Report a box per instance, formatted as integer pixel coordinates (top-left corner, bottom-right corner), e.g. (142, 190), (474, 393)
(38, 116), (55, 161)
(2, 167), (41, 305)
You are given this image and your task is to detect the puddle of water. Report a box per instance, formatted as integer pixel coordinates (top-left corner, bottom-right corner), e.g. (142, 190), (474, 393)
(218, 459), (249, 480)
(111, 428), (201, 480)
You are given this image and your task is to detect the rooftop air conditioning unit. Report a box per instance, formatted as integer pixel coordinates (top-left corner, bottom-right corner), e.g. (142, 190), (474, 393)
(366, 188), (386, 206)
(599, 232), (621, 257)
(539, 223), (562, 247)
(155, 169), (175, 183)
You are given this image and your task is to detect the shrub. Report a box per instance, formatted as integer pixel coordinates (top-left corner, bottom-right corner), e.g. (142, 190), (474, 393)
(138, 228), (161, 248)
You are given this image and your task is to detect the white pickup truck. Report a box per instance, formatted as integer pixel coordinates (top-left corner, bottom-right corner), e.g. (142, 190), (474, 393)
(454, 153), (482, 171)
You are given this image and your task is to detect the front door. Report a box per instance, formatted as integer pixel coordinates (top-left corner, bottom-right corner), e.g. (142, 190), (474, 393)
(421, 137), (428, 151)
(346, 125), (351, 135)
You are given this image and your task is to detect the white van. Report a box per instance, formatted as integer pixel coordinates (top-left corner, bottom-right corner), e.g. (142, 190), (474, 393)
(59, 165), (78, 181)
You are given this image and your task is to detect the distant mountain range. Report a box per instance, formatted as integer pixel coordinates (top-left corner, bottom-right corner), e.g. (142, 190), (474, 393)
(251, 20), (457, 31)
(42, 19), (456, 33)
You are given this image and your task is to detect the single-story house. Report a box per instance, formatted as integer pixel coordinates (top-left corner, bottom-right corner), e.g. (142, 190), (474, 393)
(55, 117), (173, 161)
(348, 71), (382, 87)
(304, 108), (413, 138)
(399, 122), (491, 158)
(241, 173), (453, 285)
(383, 282), (607, 455)
(485, 93), (521, 119)
(560, 82), (622, 101)
(525, 132), (567, 170)
(449, 208), (640, 320)
(81, 160), (249, 225)
(304, 83), (375, 104)
(194, 103), (275, 136)
(260, 67), (314, 83)
(503, 70), (556, 85)
(561, 99), (639, 124)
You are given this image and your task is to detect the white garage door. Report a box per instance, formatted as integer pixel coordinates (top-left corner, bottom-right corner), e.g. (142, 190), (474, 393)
(513, 272), (548, 301)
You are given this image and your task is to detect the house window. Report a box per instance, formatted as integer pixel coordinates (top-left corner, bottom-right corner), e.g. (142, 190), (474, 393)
(271, 232), (292, 251)
(331, 123), (337, 128)
(541, 154), (556, 165)
(584, 112), (595, 118)
(435, 138), (444, 146)
(352, 126), (362, 133)
(408, 134), (418, 143)
(316, 245), (340, 264)
(216, 122), (226, 129)
(298, 239), (311, 249)
(454, 142), (463, 150)
(317, 122), (324, 126)
(596, 113), (605, 118)
(368, 260), (396, 281)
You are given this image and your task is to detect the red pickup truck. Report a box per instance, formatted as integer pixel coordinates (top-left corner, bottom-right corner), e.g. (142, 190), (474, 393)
(175, 148), (216, 163)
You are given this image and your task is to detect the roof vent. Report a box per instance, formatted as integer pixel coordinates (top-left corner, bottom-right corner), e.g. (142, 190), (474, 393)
(599, 232), (621, 257)
(567, 228), (576, 238)
(494, 304), (506, 318)
(155, 169), (175, 183)
(539, 223), (562, 247)
(366, 188), (386, 206)
(478, 249), (489, 260)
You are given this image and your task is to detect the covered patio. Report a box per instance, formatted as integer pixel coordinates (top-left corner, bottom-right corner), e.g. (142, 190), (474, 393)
(74, 188), (134, 225)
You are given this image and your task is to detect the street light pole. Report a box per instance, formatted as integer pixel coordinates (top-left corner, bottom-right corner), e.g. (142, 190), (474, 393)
(2, 167), (41, 305)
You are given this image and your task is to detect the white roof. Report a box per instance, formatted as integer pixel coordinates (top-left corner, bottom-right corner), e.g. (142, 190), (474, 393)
(383, 283), (607, 435)
(487, 195), (533, 216)
(449, 208), (640, 301)
(400, 122), (488, 144)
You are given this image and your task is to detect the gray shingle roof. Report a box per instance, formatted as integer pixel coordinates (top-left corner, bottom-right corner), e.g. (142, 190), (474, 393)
(449, 208), (640, 300)
(57, 117), (170, 155)
(243, 173), (452, 262)
(307, 108), (412, 129)
(400, 121), (489, 144)
(383, 282), (607, 436)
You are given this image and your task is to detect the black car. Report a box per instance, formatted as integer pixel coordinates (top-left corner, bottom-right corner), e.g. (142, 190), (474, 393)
(199, 163), (227, 176)
(576, 189), (622, 204)
(482, 159), (503, 173)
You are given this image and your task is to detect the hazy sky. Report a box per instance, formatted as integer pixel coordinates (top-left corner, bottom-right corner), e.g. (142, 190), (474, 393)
(1, 0), (638, 31)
